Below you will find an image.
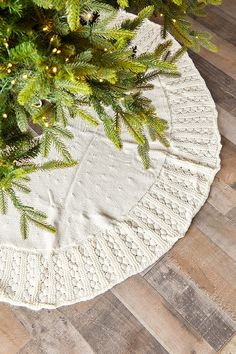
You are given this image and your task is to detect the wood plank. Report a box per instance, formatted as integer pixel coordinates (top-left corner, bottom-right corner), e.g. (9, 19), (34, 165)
(112, 275), (216, 354)
(190, 18), (236, 80)
(227, 206), (236, 223)
(208, 177), (236, 215)
(220, 334), (236, 354)
(11, 307), (94, 354)
(193, 202), (236, 261)
(0, 304), (31, 354)
(218, 138), (236, 186)
(217, 105), (236, 146)
(167, 225), (236, 321)
(189, 52), (236, 116)
(219, 0), (236, 19)
(193, 6), (236, 46)
(60, 292), (169, 354)
(144, 257), (236, 351)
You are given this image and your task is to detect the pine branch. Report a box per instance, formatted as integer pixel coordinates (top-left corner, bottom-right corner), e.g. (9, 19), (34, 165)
(0, 189), (8, 214)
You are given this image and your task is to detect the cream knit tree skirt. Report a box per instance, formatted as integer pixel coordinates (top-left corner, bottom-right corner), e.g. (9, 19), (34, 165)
(0, 14), (221, 310)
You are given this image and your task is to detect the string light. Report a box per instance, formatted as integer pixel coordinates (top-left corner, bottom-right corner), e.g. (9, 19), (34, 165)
(120, 97), (125, 101)
(3, 39), (9, 48)
(7, 69), (11, 73)
(52, 48), (57, 53)
(65, 58), (69, 62)
(45, 65), (49, 70)
(86, 13), (93, 20)
(7, 63), (12, 68)
(56, 49), (61, 54)
(22, 74), (28, 79)
(42, 116), (47, 120)
(43, 25), (49, 32)
(2, 113), (8, 119)
(99, 79), (104, 83)
(172, 18), (177, 23)
(52, 66), (57, 74)
(104, 48), (108, 52)
(160, 13), (164, 17)
(195, 35), (199, 39)
(44, 122), (49, 127)
(11, 79), (16, 85)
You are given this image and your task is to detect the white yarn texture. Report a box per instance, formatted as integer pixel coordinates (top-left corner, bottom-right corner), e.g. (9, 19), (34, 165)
(0, 15), (221, 309)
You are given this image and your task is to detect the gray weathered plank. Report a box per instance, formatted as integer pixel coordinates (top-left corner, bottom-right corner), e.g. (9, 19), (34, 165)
(59, 292), (169, 354)
(12, 307), (94, 354)
(144, 256), (236, 351)
(113, 275), (216, 354)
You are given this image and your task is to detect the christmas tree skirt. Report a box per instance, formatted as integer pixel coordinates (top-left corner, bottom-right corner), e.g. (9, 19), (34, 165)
(0, 16), (221, 310)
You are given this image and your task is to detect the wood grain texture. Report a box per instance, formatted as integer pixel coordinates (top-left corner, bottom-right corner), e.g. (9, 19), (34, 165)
(0, 2), (236, 353)
(220, 335), (236, 354)
(0, 304), (31, 354)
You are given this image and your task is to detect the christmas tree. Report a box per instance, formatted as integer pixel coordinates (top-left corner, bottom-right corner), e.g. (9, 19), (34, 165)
(109, 0), (221, 51)
(0, 0), (218, 239)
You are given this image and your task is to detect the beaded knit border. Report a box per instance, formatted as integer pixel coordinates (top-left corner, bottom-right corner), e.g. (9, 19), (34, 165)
(0, 19), (221, 310)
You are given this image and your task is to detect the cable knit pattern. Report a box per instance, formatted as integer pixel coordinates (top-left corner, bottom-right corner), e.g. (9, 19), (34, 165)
(0, 16), (221, 309)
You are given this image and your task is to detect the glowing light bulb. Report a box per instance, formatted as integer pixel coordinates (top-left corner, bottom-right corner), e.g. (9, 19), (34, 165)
(2, 113), (8, 118)
(11, 79), (16, 85)
(56, 49), (61, 54)
(52, 48), (57, 53)
(52, 66), (57, 73)
(99, 79), (104, 83)
(22, 74), (28, 79)
(7, 68), (11, 73)
(65, 58), (69, 62)
(42, 116), (47, 120)
(104, 48), (108, 52)
(86, 13), (92, 20)
(45, 122), (49, 127)
(43, 25), (49, 32)
(7, 63), (13, 68)
(172, 18), (177, 23)
(160, 13), (164, 17)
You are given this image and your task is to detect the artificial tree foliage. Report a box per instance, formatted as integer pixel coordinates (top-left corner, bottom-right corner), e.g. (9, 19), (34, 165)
(0, 0), (186, 238)
(108, 0), (221, 52)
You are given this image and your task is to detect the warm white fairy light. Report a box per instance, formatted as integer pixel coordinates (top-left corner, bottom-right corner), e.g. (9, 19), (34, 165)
(43, 25), (50, 32)
(22, 74), (28, 79)
(2, 113), (8, 119)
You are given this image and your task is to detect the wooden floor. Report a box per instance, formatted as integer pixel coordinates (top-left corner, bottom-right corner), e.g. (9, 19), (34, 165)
(0, 2), (236, 353)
